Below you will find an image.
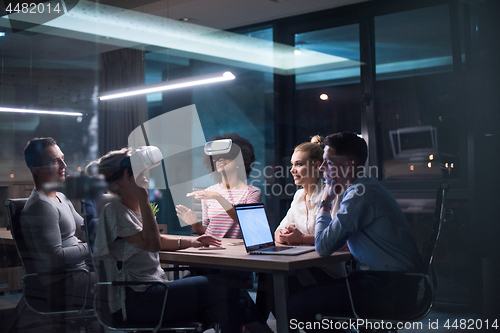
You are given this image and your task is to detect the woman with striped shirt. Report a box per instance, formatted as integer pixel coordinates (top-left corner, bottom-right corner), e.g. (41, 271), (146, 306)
(176, 133), (261, 239)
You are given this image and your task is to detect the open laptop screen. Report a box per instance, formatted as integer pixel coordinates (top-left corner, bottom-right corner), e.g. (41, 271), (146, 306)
(235, 204), (274, 248)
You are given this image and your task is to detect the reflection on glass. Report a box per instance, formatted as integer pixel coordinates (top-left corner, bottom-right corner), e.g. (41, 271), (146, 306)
(294, 24), (361, 139)
(295, 24), (360, 89)
(0, 27), (98, 181)
(375, 5), (460, 180)
(375, 5), (452, 79)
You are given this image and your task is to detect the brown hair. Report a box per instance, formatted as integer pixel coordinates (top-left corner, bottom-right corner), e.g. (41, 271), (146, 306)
(97, 148), (132, 193)
(24, 137), (57, 181)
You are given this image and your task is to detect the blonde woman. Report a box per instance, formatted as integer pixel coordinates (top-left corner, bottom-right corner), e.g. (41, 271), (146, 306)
(257, 136), (345, 318)
(275, 135), (341, 245)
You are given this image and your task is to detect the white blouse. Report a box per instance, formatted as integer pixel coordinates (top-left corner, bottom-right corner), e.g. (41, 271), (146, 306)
(277, 180), (340, 235)
(276, 180), (345, 280)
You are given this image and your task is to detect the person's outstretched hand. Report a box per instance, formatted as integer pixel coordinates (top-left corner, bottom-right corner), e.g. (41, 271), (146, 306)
(176, 205), (198, 226)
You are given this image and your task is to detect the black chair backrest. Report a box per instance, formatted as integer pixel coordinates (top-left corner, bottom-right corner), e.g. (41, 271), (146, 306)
(92, 256), (117, 326)
(6, 198), (55, 312)
(424, 181), (450, 276)
(5, 198), (34, 274)
(82, 194), (114, 253)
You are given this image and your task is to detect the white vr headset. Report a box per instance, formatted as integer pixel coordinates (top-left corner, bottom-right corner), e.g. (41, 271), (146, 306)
(130, 146), (163, 183)
(204, 139), (232, 155)
(130, 140), (235, 186)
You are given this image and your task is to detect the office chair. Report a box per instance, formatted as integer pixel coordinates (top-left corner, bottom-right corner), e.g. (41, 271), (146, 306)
(82, 193), (114, 252)
(82, 194), (203, 333)
(5, 198), (96, 331)
(316, 181), (450, 332)
(91, 256), (203, 333)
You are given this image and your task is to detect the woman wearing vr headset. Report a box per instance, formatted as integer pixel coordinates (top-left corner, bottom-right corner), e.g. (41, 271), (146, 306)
(176, 133), (261, 239)
(93, 148), (272, 332)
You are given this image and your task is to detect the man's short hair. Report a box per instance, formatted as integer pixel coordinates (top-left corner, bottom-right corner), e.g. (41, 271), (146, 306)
(324, 132), (367, 167)
(24, 137), (57, 173)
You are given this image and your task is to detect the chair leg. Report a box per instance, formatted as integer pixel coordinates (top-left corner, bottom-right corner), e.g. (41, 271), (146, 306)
(3, 295), (27, 333)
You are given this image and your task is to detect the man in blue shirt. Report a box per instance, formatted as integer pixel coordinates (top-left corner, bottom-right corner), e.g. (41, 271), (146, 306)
(288, 132), (423, 332)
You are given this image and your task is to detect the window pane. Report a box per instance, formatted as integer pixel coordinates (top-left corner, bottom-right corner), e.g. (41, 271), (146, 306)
(144, 27), (274, 233)
(375, 5), (453, 79)
(375, 6), (461, 180)
(295, 24), (360, 89)
(0, 34), (98, 182)
(294, 24), (361, 141)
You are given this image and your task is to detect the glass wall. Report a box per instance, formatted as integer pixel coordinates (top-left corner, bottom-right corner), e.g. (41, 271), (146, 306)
(374, 5), (462, 180)
(1, 0), (497, 316)
(144, 34), (275, 233)
(0, 33), (99, 183)
(294, 24), (361, 142)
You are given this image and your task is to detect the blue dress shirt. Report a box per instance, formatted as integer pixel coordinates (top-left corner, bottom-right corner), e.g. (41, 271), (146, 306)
(315, 177), (424, 273)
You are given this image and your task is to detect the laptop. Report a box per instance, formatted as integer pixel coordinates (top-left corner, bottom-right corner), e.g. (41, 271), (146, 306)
(234, 203), (315, 256)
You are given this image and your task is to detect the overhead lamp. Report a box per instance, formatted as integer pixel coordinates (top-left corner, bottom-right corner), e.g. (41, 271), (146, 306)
(98, 71), (235, 101)
(0, 107), (83, 116)
(2, 2), (361, 75)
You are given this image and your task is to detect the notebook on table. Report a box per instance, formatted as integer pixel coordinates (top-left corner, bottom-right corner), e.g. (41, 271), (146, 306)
(234, 203), (315, 256)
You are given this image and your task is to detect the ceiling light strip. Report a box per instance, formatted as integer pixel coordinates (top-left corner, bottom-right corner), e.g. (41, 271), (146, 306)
(99, 71), (235, 101)
(0, 107), (83, 116)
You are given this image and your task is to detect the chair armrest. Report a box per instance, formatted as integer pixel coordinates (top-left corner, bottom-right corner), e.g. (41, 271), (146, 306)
(97, 280), (168, 288)
(344, 270), (433, 322)
(22, 267), (92, 314)
(23, 267), (90, 287)
(95, 279), (169, 332)
(24, 266), (90, 278)
(347, 269), (422, 279)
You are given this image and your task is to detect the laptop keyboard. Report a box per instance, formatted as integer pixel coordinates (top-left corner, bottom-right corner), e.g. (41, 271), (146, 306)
(259, 246), (294, 252)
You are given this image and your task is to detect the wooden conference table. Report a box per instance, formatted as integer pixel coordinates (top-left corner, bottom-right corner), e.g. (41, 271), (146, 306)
(159, 237), (353, 333)
(0, 229), (353, 333)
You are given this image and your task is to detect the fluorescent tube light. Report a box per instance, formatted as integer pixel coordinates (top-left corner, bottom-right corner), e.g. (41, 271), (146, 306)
(0, 107), (83, 116)
(0, 1), (360, 75)
(99, 71), (235, 101)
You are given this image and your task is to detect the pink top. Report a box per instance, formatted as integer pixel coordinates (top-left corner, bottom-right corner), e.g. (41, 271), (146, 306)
(202, 184), (261, 238)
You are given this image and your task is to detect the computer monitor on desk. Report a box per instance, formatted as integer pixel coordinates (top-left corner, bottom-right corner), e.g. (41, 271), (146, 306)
(389, 126), (438, 160)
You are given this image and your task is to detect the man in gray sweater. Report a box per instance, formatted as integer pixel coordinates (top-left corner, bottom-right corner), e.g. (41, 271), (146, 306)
(21, 137), (94, 310)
